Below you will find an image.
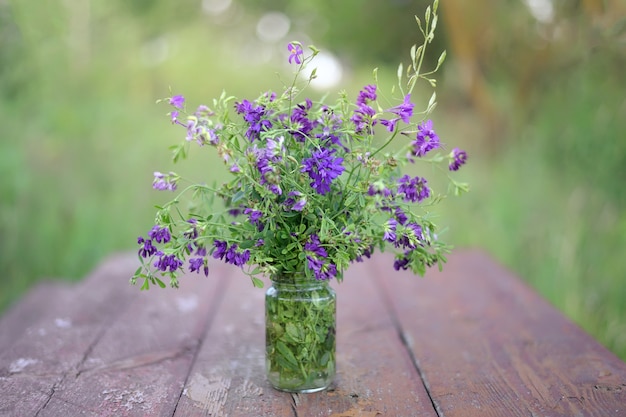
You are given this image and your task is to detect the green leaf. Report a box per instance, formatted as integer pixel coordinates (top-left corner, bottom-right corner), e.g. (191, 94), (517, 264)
(251, 277), (264, 288)
(286, 323), (301, 342)
(275, 341), (299, 367)
(231, 190), (246, 203)
(140, 278), (150, 291)
(154, 277), (167, 289)
(239, 240), (256, 249)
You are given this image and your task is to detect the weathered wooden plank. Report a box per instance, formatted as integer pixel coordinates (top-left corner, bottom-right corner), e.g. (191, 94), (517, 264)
(293, 259), (437, 417)
(172, 262), (291, 417)
(35, 260), (231, 417)
(376, 249), (626, 417)
(174, 258), (437, 417)
(0, 281), (72, 353)
(0, 253), (140, 415)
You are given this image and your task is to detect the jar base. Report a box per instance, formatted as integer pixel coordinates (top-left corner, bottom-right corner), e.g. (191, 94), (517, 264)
(269, 383), (331, 394)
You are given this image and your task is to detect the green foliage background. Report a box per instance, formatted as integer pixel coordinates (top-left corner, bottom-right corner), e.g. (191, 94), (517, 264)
(1, 0), (625, 359)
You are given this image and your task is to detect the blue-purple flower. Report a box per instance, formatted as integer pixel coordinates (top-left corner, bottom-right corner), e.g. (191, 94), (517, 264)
(381, 94), (414, 132)
(148, 225), (171, 243)
(351, 85), (378, 134)
(212, 240), (228, 260)
(305, 234), (337, 280)
(395, 206), (408, 225)
(356, 84), (377, 105)
(368, 181), (392, 198)
(212, 240), (250, 268)
(395, 222), (423, 249)
(137, 236), (157, 258)
(285, 191), (307, 211)
(152, 171), (179, 191)
(288, 42), (303, 64)
(235, 99), (272, 141)
(383, 218), (398, 243)
(304, 234), (328, 258)
(289, 99), (317, 142)
(411, 120), (440, 158)
(397, 175), (430, 203)
(244, 208), (264, 230)
(301, 149), (345, 195)
(154, 252), (184, 273)
(449, 148), (468, 171)
(189, 257), (209, 276)
(169, 95), (185, 110)
(249, 142), (283, 195)
(394, 252), (411, 271)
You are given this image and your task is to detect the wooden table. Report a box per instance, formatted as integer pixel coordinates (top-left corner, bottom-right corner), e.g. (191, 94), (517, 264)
(1, 250), (625, 416)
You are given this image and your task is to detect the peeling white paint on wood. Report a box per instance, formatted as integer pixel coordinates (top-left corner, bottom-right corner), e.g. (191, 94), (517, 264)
(9, 358), (38, 373)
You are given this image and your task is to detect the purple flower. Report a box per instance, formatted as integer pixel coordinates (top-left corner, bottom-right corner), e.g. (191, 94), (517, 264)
(307, 256), (338, 281)
(381, 94), (414, 132)
(305, 234), (328, 258)
(449, 148), (468, 171)
(393, 252), (411, 271)
(152, 171), (178, 191)
(289, 99), (317, 142)
(351, 85), (378, 134)
(169, 95), (185, 110)
(288, 42), (303, 64)
(383, 218), (397, 243)
(353, 246), (372, 263)
(304, 234), (338, 280)
(137, 236), (157, 258)
(367, 181), (392, 198)
(394, 206), (408, 225)
(213, 240), (249, 268)
(154, 253), (183, 273)
(189, 257), (209, 276)
(356, 85), (377, 105)
(244, 208), (264, 230)
(266, 136), (285, 157)
(397, 175), (430, 203)
(225, 244), (250, 267)
(411, 120), (440, 158)
(396, 223), (423, 249)
(235, 99), (272, 141)
(248, 142), (283, 195)
(212, 240), (228, 260)
(285, 191), (307, 211)
(148, 225), (171, 243)
(301, 148), (345, 195)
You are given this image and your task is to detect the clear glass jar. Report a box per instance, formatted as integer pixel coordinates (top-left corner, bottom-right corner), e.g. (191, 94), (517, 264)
(265, 278), (336, 393)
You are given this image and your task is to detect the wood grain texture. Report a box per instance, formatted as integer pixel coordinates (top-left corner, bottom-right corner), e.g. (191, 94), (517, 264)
(375, 249), (626, 417)
(0, 253), (140, 415)
(2, 249), (626, 416)
(174, 258), (437, 417)
(0, 282), (72, 353)
(35, 258), (230, 417)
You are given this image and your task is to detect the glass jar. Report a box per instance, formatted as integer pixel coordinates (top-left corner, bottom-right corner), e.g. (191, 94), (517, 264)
(265, 278), (336, 393)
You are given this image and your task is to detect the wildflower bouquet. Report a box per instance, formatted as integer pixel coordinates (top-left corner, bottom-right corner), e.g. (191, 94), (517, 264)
(132, 0), (467, 392)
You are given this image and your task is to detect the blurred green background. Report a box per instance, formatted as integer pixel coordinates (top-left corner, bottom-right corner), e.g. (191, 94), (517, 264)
(1, 0), (625, 359)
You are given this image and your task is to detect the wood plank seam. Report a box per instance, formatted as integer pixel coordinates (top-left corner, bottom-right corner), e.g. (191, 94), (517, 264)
(369, 255), (442, 417)
(290, 393), (299, 417)
(171, 271), (231, 415)
(33, 299), (136, 416)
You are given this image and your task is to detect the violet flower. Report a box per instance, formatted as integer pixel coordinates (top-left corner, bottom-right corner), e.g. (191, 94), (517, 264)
(288, 43), (303, 64)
